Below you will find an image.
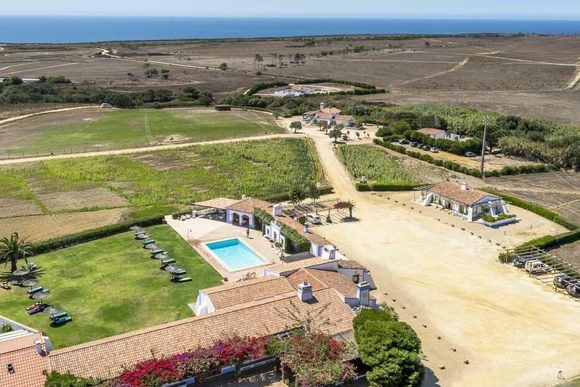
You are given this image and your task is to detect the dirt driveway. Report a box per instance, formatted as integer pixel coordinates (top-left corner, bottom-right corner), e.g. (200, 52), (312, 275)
(301, 125), (580, 387)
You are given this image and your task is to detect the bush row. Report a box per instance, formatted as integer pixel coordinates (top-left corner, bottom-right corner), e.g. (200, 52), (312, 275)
(374, 139), (555, 178)
(516, 229), (580, 250)
(31, 214), (165, 255)
(482, 189), (578, 231)
(245, 81), (290, 96)
(356, 182), (422, 192)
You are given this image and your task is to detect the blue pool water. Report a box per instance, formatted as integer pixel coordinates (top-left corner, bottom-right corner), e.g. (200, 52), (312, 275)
(205, 238), (265, 271)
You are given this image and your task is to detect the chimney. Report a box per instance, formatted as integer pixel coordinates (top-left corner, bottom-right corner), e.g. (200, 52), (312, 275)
(460, 182), (468, 191)
(272, 203), (283, 217)
(320, 101), (325, 112)
(356, 281), (371, 306)
(298, 281), (313, 303)
(34, 339), (47, 357)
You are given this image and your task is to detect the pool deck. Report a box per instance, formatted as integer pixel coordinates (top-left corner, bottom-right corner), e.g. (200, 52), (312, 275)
(165, 216), (283, 282)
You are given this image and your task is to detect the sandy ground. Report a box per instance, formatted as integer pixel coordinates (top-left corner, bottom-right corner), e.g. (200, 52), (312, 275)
(299, 124), (580, 387)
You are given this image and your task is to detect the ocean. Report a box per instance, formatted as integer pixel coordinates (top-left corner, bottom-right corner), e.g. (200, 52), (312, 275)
(0, 17), (579, 43)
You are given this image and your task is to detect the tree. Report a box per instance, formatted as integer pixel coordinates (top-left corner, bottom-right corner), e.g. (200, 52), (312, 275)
(329, 128), (343, 143)
(182, 86), (200, 100)
(308, 183), (320, 213)
(219, 62), (228, 71)
(160, 69), (170, 80)
(289, 187), (306, 215)
(144, 67), (159, 78)
(319, 120), (329, 133)
(354, 309), (424, 387)
(356, 131), (361, 140)
(0, 232), (33, 273)
(290, 121), (302, 133)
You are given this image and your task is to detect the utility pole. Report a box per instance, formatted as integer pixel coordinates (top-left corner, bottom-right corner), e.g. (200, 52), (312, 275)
(480, 115), (489, 180)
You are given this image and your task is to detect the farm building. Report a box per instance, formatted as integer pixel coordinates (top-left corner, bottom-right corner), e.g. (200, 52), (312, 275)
(309, 102), (355, 127)
(422, 181), (509, 221)
(418, 128), (461, 142)
(273, 84), (316, 97)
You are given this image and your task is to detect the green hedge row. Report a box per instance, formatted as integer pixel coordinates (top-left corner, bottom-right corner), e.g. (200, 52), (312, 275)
(31, 214), (165, 255)
(245, 81), (289, 96)
(482, 189), (578, 231)
(375, 139), (556, 178)
(517, 229), (580, 250)
(356, 183), (423, 192)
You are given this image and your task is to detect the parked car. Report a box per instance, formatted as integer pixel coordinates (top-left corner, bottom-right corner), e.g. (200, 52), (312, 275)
(398, 139), (409, 145)
(513, 254), (537, 268)
(553, 275), (579, 289)
(525, 260), (551, 275)
(421, 145), (430, 151)
(306, 213), (322, 225)
(430, 147), (439, 153)
(566, 283), (580, 298)
(464, 151), (477, 157)
(410, 142), (418, 148)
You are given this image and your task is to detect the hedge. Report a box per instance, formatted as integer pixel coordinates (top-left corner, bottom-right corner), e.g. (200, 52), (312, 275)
(356, 183), (423, 192)
(31, 214), (165, 255)
(516, 229), (580, 250)
(374, 138), (555, 179)
(245, 81), (290, 96)
(294, 78), (378, 90)
(482, 189), (578, 231)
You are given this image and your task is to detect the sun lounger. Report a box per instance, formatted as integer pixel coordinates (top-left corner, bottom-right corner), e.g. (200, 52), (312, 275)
(27, 287), (44, 295)
(50, 311), (68, 321)
(51, 315), (72, 325)
(142, 239), (156, 246)
(171, 268), (187, 276)
(161, 259), (176, 268)
(27, 303), (49, 315)
(171, 276), (192, 283)
(151, 249), (164, 255)
(153, 252), (169, 260)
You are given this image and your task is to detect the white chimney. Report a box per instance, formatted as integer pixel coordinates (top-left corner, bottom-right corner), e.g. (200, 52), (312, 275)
(460, 182), (468, 191)
(272, 203), (283, 217)
(356, 282), (371, 306)
(241, 194), (247, 199)
(298, 281), (314, 303)
(320, 101), (325, 112)
(34, 339), (47, 356)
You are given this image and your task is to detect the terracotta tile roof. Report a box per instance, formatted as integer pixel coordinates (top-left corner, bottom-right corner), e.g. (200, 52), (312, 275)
(306, 269), (358, 298)
(195, 197), (240, 209)
(321, 107), (342, 114)
(274, 214), (328, 246)
(49, 288), (354, 381)
(430, 181), (499, 206)
(338, 260), (367, 270)
(0, 332), (50, 387)
(286, 269), (327, 292)
(287, 268), (357, 299)
(226, 197), (272, 214)
(202, 276), (295, 310)
(315, 112), (334, 120)
(418, 128), (446, 136)
(265, 257), (337, 276)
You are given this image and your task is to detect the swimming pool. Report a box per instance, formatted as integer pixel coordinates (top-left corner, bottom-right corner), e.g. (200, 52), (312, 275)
(205, 238), (266, 271)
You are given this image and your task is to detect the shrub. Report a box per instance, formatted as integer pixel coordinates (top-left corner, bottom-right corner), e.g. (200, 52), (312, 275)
(354, 309), (424, 387)
(43, 371), (100, 387)
(482, 214), (516, 223)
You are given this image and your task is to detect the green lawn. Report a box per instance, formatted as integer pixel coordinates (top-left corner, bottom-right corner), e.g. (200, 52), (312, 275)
(338, 145), (418, 185)
(2, 109), (283, 156)
(0, 225), (222, 348)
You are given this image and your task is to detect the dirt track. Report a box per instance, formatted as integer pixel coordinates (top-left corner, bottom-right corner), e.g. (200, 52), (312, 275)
(302, 124), (580, 387)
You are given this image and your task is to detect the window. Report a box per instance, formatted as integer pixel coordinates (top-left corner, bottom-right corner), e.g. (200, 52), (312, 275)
(353, 274), (360, 283)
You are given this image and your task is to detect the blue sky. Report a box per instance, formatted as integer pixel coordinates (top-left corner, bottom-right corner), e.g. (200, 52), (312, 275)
(2, 0), (579, 19)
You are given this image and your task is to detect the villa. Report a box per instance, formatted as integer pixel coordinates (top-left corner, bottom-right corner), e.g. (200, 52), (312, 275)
(422, 181), (509, 221)
(310, 102), (356, 127)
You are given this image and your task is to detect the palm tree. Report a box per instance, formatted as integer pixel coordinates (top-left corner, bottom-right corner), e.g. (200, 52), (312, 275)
(0, 233), (33, 273)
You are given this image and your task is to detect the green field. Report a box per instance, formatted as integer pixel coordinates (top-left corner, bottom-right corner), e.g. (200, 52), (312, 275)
(2, 109), (283, 156)
(0, 225), (222, 348)
(338, 144), (418, 185)
(0, 139), (322, 211)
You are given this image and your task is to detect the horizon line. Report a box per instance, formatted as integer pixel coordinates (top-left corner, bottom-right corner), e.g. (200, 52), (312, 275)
(1, 15), (580, 21)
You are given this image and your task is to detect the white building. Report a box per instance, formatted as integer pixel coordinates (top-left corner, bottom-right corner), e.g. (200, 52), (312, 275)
(418, 128), (461, 142)
(422, 181), (509, 222)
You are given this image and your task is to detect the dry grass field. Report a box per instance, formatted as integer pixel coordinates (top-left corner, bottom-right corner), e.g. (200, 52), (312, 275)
(487, 171), (580, 226)
(2, 36), (579, 122)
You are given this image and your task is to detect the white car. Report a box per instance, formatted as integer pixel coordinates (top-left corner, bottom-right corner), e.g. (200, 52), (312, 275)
(306, 213), (322, 225)
(524, 260), (551, 275)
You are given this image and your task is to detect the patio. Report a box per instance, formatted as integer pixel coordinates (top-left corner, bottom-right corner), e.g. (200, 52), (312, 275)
(166, 216), (284, 282)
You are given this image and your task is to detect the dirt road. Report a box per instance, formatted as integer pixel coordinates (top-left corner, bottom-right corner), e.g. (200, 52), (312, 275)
(303, 125), (580, 387)
(0, 133), (303, 166)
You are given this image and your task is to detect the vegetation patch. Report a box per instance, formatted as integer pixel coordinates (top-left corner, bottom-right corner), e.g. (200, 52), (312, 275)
(337, 145), (418, 186)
